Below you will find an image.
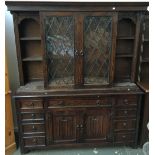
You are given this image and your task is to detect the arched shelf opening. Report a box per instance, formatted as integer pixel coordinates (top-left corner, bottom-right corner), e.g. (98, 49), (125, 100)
(19, 18), (40, 38)
(117, 18), (135, 37)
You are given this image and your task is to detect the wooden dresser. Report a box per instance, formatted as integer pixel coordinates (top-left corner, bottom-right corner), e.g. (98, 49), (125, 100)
(5, 59), (16, 155)
(5, 2), (149, 154)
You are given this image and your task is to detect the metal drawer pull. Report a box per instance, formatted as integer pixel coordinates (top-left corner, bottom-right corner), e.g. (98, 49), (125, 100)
(76, 125), (80, 128)
(32, 138), (37, 143)
(92, 118), (97, 121)
(122, 135), (126, 139)
(61, 119), (68, 122)
(80, 50), (84, 56)
(80, 124), (83, 128)
(123, 122), (127, 126)
(96, 100), (100, 105)
(124, 99), (128, 104)
(31, 114), (35, 118)
(59, 101), (64, 106)
(75, 50), (78, 56)
(124, 110), (128, 114)
(32, 125), (36, 130)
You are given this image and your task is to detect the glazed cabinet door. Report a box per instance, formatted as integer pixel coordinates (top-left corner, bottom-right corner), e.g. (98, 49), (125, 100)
(46, 109), (80, 144)
(83, 108), (113, 143)
(41, 12), (78, 88)
(82, 12), (117, 86)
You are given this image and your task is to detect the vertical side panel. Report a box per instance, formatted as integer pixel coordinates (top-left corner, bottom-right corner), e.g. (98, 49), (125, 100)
(40, 12), (48, 88)
(110, 13), (118, 84)
(13, 13), (24, 85)
(74, 15), (84, 87)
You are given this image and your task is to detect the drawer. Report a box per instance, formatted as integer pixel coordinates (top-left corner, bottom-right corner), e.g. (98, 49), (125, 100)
(23, 136), (45, 147)
(114, 132), (135, 143)
(115, 95), (138, 107)
(22, 123), (45, 133)
(114, 119), (136, 131)
(19, 99), (43, 109)
(21, 113), (44, 121)
(48, 98), (112, 108)
(114, 108), (137, 118)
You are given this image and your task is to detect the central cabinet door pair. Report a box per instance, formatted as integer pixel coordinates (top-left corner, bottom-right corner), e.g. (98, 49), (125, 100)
(41, 12), (117, 88)
(46, 107), (112, 144)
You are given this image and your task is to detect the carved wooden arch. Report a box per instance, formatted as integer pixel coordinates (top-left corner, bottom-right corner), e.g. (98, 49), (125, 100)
(18, 16), (39, 26)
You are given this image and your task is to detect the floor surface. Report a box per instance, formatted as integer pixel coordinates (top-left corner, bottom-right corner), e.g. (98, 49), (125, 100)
(13, 147), (145, 155)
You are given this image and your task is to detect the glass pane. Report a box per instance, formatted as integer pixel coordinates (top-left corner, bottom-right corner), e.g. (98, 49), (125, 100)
(45, 16), (74, 87)
(84, 16), (112, 85)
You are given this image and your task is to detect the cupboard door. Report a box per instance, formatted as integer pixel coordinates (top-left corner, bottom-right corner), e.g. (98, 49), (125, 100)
(41, 12), (76, 88)
(83, 108), (112, 143)
(83, 13), (117, 86)
(47, 110), (79, 144)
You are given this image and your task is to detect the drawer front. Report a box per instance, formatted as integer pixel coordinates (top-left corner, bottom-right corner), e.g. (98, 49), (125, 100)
(115, 95), (138, 107)
(19, 100), (43, 109)
(23, 136), (45, 147)
(114, 132), (135, 143)
(21, 113), (44, 121)
(114, 109), (137, 118)
(114, 119), (136, 131)
(22, 123), (45, 133)
(48, 98), (112, 108)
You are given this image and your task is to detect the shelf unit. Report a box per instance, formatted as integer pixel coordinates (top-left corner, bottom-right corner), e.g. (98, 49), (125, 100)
(18, 16), (43, 84)
(115, 14), (136, 82)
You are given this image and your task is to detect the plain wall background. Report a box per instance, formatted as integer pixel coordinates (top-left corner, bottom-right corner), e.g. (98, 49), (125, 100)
(5, 7), (19, 130)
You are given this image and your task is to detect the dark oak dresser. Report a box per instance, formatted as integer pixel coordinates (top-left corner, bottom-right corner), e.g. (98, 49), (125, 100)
(5, 1), (149, 154)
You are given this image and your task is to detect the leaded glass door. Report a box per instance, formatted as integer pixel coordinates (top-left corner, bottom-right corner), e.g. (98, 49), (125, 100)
(41, 12), (76, 88)
(83, 13), (117, 86)
(41, 12), (117, 88)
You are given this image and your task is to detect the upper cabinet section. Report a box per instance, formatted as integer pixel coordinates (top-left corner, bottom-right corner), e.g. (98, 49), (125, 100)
(6, 2), (149, 89)
(41, 12), (117, 88)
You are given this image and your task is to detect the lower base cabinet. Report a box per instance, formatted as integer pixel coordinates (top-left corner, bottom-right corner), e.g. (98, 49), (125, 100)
(16, 94), (141, 153)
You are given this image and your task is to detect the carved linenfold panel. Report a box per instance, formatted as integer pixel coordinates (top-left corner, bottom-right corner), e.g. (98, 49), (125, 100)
(84, 109), (112, 140)
(84, 16), (112, 84)
(44, 16), (74, 86)
(52, 114), (77, 143)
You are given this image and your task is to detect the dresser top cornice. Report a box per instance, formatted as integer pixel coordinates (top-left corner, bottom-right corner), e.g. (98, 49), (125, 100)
(5, 1), (149, 12)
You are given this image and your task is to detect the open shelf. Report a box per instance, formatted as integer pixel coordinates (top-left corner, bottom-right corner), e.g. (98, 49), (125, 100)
(20, 37), (41, 41)
(114, 57), (132, 82)
(23, 61), (43, 83)
(116, 39), (134, 55)
(117, 18), (135, 37)
(117, 36), (135, 40)
(19, 18), (40, 37)
(116, 54), (133, 58)
(22, 56), (43, 62)
(20, 41), (42, 59)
